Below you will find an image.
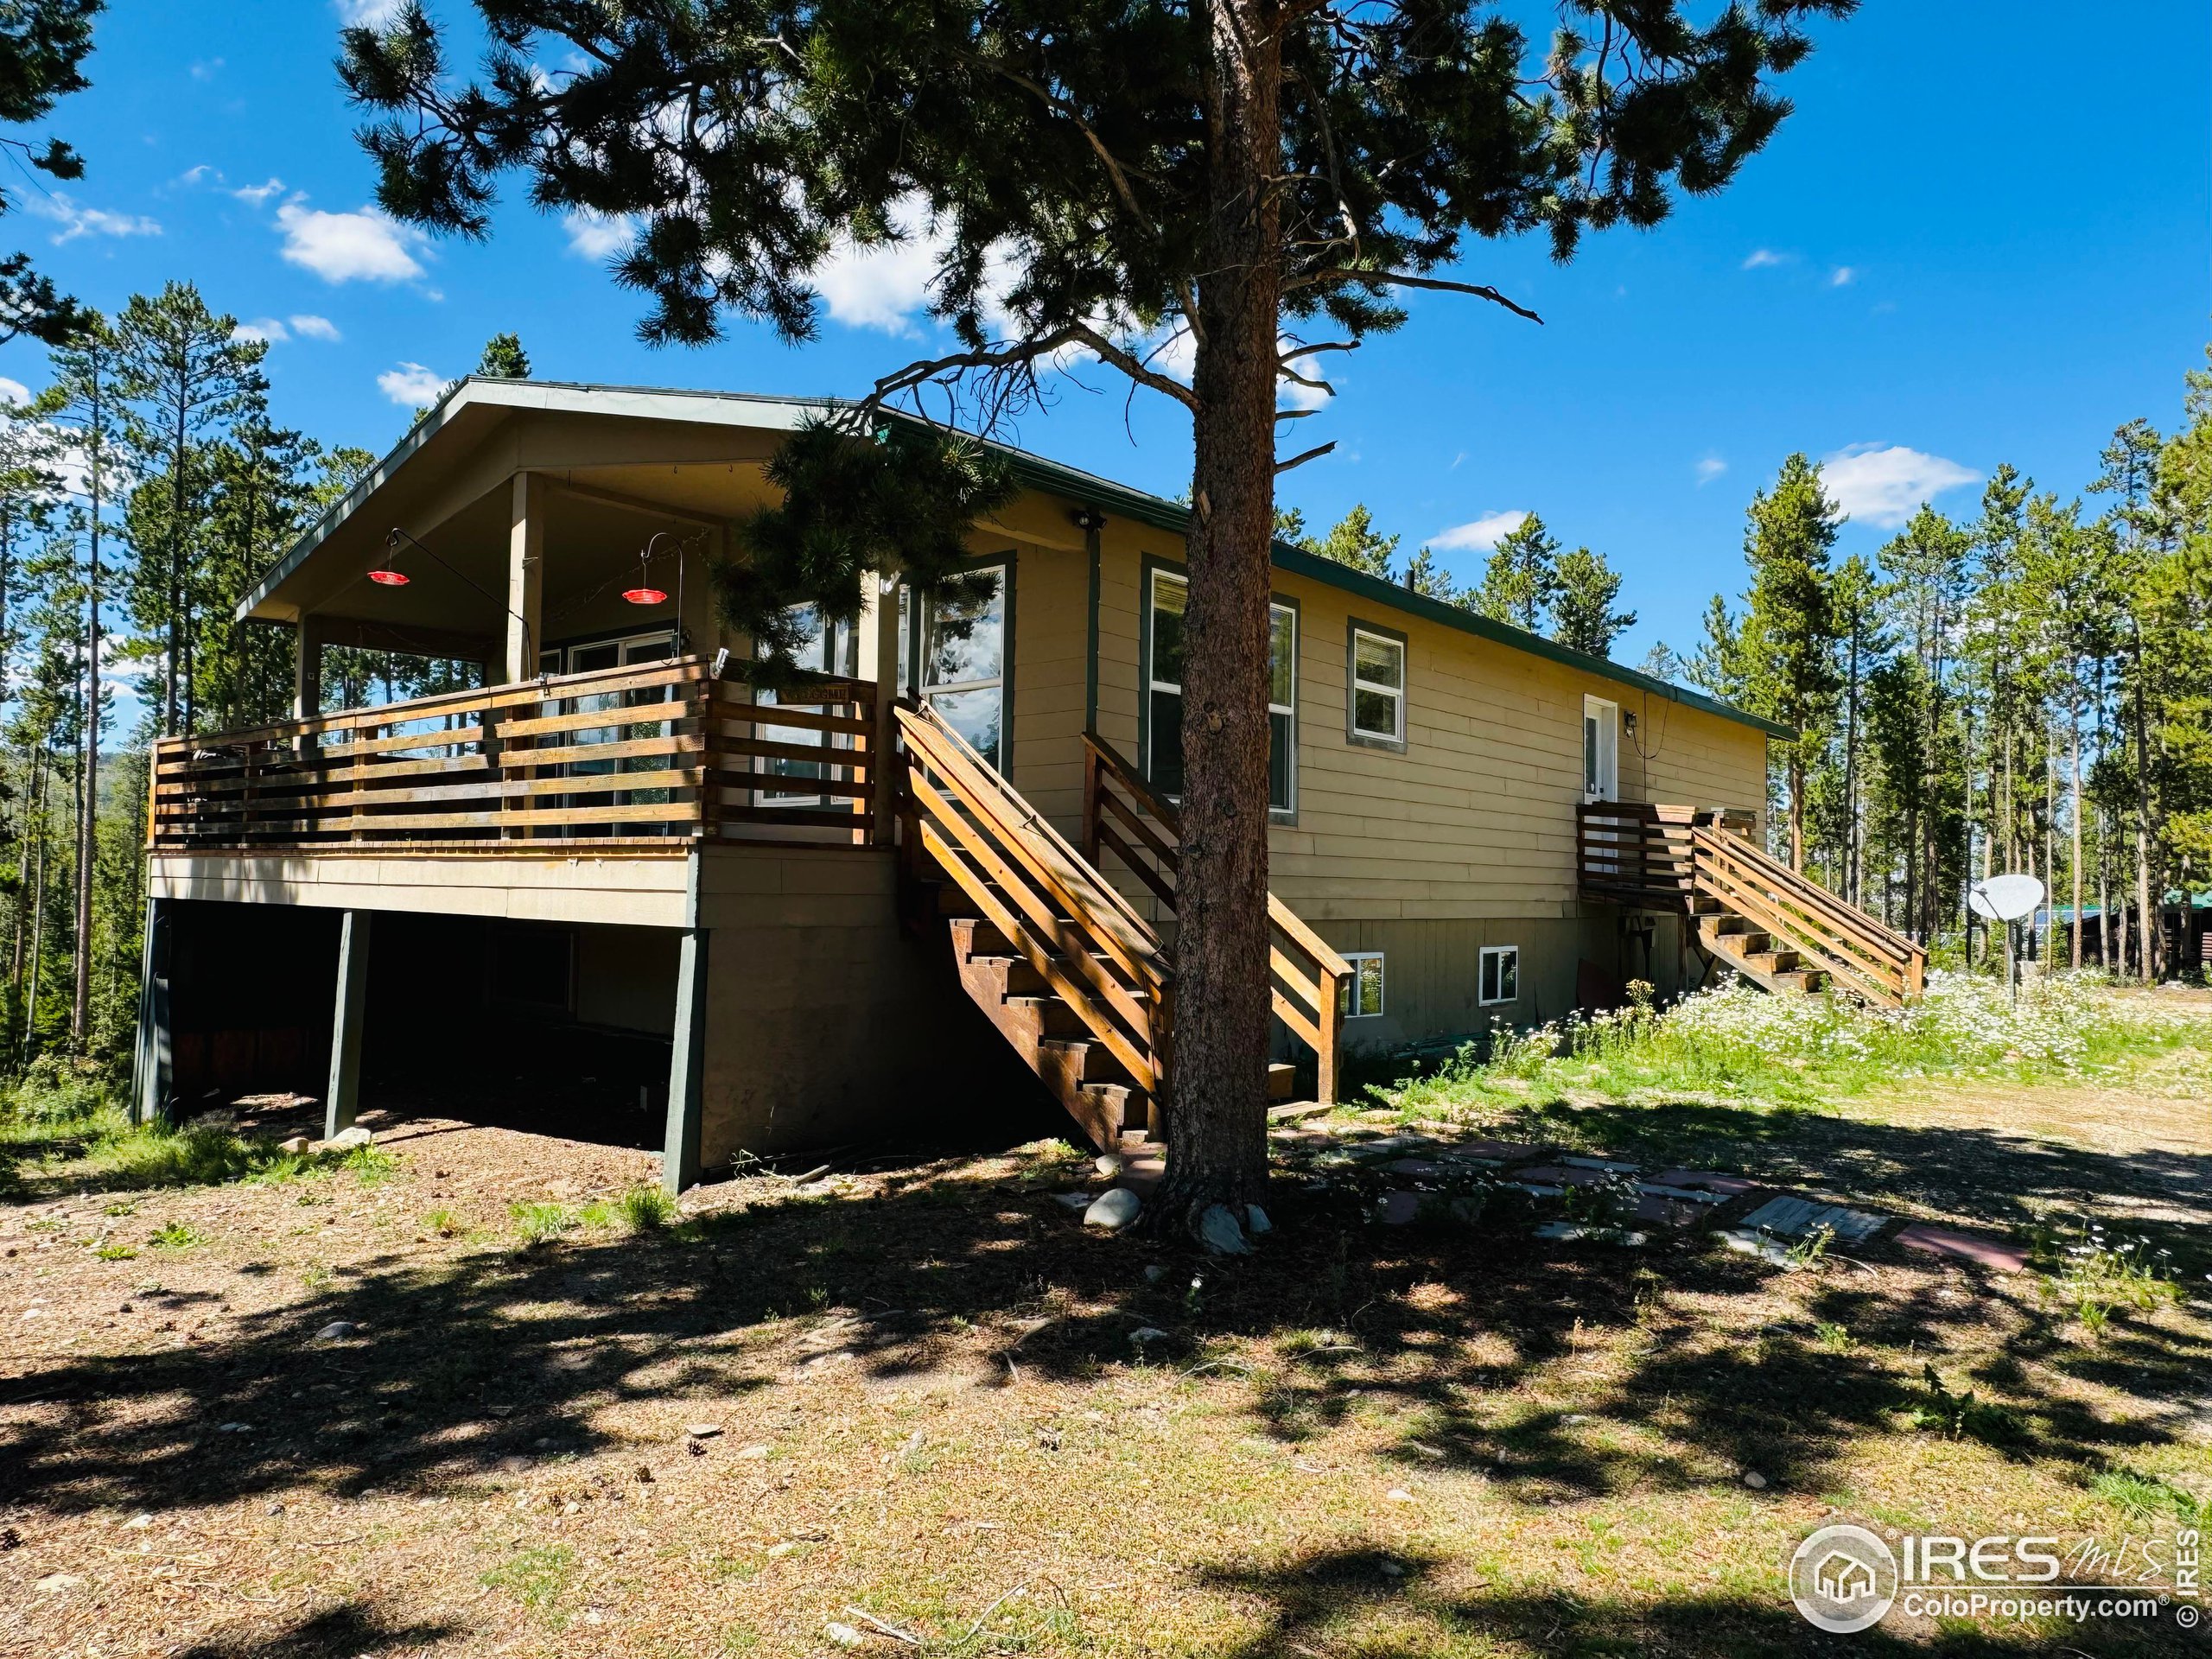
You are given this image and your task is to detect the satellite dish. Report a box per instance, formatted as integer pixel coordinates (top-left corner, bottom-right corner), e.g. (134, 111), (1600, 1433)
(1968, 874), (2045, 924)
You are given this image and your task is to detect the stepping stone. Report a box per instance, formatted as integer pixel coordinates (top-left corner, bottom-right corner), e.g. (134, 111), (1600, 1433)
(1894, 1223), (2028, 1274)
(1718, 1228), (1796, 1266)
(1442, 1140), (1547, 1164)
(1647, 1169), (1758, 1198)
(1535, 1221), (1648, 1246)
(1738, 1196), (1888, 1243)
(1383, 1159), (1454, 1178)
(1636, 1183), (1734, 1205)
(1117, 1156), (1166, 1198)
(1630, 1192), (1702, 1228)
(1346, 1135), (1447, 1160)
(1376, 1191), (1482, 1226)
(1516, 1165), (1611, 1187)
(1268, 1102), (1332, 1123)
(1505, 1182), (1566, 1199)
(1559, 1155), (1640, 1173)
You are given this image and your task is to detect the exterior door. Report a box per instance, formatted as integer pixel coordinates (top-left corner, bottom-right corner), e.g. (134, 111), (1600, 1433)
(1582, 696), (1619, 804)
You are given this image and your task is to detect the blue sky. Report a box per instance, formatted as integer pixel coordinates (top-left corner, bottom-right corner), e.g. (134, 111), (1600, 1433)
(5, 1), (2208, 672)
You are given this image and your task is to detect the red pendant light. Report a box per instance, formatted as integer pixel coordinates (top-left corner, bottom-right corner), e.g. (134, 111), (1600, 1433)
(366, 565), (410, 587)
(622, 584), (668, 606)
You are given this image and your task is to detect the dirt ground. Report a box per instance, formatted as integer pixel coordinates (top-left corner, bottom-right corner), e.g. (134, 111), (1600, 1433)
(3, 1054), (2211, 1658)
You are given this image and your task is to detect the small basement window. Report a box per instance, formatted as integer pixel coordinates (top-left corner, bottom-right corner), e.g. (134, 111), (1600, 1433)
(1347, 624), (1406, 747)
(1338, 951), (1384, 1018)
(1479, 944), (1519, 1007)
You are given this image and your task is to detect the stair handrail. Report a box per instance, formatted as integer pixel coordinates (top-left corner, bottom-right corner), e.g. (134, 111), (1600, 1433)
(1080, 729), (1351, 1103)
(898, 702), (1172, 1095)
(1690, 824), (1926, 1003)
(903, 703), (1170, 984)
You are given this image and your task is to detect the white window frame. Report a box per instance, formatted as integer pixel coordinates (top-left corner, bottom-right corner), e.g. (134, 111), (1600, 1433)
(1146, 567), (1297, 815)
(1479, 944), (1520, 1007)
(1347, 623), (1407, 747)
(912, 560), (1010, 772)
(757, 604), (857, 806)
(1338, 950), (1385, 1018)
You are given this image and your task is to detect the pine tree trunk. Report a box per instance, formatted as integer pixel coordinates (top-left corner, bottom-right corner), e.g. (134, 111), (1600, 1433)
(2068, 702), (2082, 972)
(2126, 621), (2157, 984)
(73, 426), (101, 1047)
(1787, 753), (1805, 873)
(24, 749), (48, 1055)
(1154, 0), (1281, 1228)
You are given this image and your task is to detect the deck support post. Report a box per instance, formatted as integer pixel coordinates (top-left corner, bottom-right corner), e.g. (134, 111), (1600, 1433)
(324, 909), (371, 1141)
(505, 472), (545, 686)
(130, 896), (173, 1127)
(862, 571), (901, 846)
(663, 925), (709, 1194)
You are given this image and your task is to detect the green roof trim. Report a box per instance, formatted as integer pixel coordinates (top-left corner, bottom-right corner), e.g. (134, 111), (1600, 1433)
(247, 377), (1786, 741)
(990, 444), (1790, 742)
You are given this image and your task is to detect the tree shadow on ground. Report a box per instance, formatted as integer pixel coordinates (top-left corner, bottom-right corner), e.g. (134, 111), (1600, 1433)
(3, 1102), (2208, 1537)
(1192, 1546), (2185, 1657)
(1478, 1094), (2212, 1239)
(170, 1606), (461, 1659)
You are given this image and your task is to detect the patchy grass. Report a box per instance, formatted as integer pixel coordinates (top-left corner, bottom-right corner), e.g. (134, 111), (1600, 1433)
(5, 1048), (2212, 1656)
(1380, 972), (2212, 1118)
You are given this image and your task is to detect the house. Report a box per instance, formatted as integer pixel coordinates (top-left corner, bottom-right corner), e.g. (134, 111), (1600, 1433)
(135, 378), (1921, 1188)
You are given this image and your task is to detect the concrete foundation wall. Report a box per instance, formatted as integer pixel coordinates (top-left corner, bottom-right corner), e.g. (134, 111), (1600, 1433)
(692, 845), (1032, 1165)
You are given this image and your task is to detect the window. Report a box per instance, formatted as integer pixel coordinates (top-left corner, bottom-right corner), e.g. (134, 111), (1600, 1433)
(913, 562), (1008, 771)
(1338, 951), (1385, 1019)
(1479, 944), (1520, 1007)
(1347, 623), (1406, 747)
(759, 604), (856, 804)
(1145, 567), (1296, 813)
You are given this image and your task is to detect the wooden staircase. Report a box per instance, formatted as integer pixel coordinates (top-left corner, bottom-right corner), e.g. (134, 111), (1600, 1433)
(894, 704), (1347, 1151)
(1579, 802), (1926, 1007)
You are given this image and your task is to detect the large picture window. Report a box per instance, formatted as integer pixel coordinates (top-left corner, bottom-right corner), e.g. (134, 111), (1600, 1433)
(758, 604), (856, 804)
(913, 563), (1008, 771)
(1145, 567), (1295, 813)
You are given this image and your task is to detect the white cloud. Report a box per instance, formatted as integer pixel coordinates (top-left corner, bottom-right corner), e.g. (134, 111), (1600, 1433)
(289, 313), (341, 341)
(178, 163), (222, 188)
(277, 200), (428, 283)
(377, 362), (445, 406)
(1433, 510), (1529, 553)
(1743, 248), (1788, 270)
(1696, 455), (1727, 485)
(1820, 442), (1979, 528)
(233, 177), (285, 207)
(563, 208), (637, 261)
(1830, 265), (1856, 287)
(234, 317), (287, 343)
(334, 0), (407, 22)
(812, 198), (946, 335)
(0, 376), (30, 407)
(190, 58), (224, 81)
(30, 194), (161, 245)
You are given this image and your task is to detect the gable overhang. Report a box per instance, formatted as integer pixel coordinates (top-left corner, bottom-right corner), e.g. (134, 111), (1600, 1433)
(245, 377), (1789, 742)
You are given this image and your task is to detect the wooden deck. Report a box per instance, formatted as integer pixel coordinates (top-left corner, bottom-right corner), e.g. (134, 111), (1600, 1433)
(150, 657), (885, 855)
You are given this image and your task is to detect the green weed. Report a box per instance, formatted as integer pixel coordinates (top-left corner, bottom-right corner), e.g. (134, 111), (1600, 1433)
(94, 1243), (137, 1261)
(616, 1184), (676, 1231)
(511, 1201), (577, 1244)
(1905, 1363), (2024, 1445)
(423, 1209), (461, 1237)
(1813, 1321), (1853, 1353)
(2090, 1468), (2208, 1523)
(149, 1221), (203, 1250)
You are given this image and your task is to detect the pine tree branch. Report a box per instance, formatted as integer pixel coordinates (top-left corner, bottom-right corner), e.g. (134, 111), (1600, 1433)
(1275, 441), (1336, 474)
(1290, 269), (1544, 324)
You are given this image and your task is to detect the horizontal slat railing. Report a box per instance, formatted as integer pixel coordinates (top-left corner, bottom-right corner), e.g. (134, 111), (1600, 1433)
(1079, 730), (1351, 1103)
(1575, 800), (1699, 909)
(150, 657), (884, 855)
(899, 703), (1171, 1096)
